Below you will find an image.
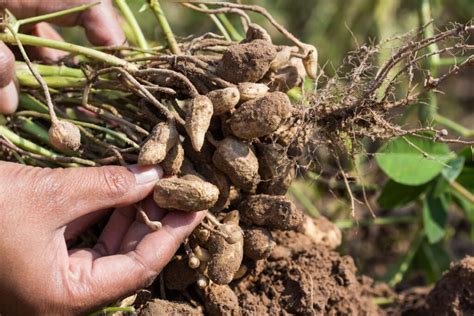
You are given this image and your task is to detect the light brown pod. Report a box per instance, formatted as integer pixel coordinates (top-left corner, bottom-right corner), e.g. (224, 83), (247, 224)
(266, 65), (303, 92)
(238, 82), (269, 102)
(217, 39), (277, 84)
(153, 176), (219, 212)
(229, 92), (292, 140)
(207, 223), (244, 285)
(196, 164), (231, 213)
(301, 216), (342, 250)
(185, 95), (213, 152)
(161, 142), (184, 176)
(202, 283), (240, 316)
(257, 142), (296, 195)
(212, 137), (260, 192)
(243, 226), (275, 260)
(48, 120), (81, 151)
(269, 46), (293, 71)
(303, 45), (318, 79)
(239, 194), (304, 230)
(244, 23), (272, 43)
(163, 257), (198, 291)
(206, 87), (240, 116)
(138, 121), (178, 166)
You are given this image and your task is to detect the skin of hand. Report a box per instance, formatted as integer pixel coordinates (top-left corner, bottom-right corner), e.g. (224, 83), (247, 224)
(0, 0), (126, 114)
(0, 161), (206, 315)
(0, 3), (206, 313)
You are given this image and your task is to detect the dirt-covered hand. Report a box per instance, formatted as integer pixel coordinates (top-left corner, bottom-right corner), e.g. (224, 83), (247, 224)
(0, 162), (205, 315)
(0, 0), (126, 114)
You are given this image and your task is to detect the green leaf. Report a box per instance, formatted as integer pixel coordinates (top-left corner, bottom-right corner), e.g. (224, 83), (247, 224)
(422, 193), (448, 244)
(457, 166), (474, 193)
(441, 156), (465, 182)
(417, 240), (451, 283)
(458, 146), (473, 165)
(376, 136), (453, 185)
(378, 180), (427, 209)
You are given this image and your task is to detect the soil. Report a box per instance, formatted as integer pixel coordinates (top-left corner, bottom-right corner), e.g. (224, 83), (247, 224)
(232, 230), (392, 315)
(395, 256), (474, 315)
(217, 39), (277, 84)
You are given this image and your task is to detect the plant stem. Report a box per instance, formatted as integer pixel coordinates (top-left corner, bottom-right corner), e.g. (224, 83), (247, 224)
(148, 0), (182, 55)
(16, 62), (85, 78)
(17, 2), (100, 26)
(449, 180), (474, 204)
(115, 0), (149, 50)
(335, 215), (417, 229)
(15, 111), (140, 149)
(16, 117), (51, 145)
(17, 72), (86, 88)
(0, 125), (95, 166)
(199, 4), (231, 41)
(19, 94), (49, 113)
(432, 113), (474, 138)
(217, 13), (244, 41)
(0, 33), (137, 71)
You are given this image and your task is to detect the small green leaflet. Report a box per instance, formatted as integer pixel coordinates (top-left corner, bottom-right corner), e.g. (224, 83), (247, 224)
(422, 193), (448, 244)
(376, 135), (454, 185)
(378, 180), (427, 209)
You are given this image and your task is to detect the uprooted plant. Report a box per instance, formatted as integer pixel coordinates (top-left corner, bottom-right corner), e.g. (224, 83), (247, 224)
(0, 1), (473, 314)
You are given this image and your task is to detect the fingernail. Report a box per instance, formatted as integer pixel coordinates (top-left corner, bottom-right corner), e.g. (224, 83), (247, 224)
(0, 81), (18, 114)
(128, 165), (163, 185)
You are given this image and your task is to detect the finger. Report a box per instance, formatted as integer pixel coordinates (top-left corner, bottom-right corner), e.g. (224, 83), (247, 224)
(78, 1), (126, 46)
(26, 23), (68, 63)
(4, 1), (125, 46)
(118, 196), (168, 253)
(64, 209), (111, 243)
(92, 206), (136, 256)
(0, 42), (18, 114)
(0, 162), (162, 226)
(68, 211), (206, 308)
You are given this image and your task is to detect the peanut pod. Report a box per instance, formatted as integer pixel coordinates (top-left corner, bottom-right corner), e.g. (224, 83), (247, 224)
(138, 121), (178, 166)
(229, 92), (292, 139)
(239, 194), (304, 230)
(212, 137), (260, 192)
(153, 176), (219, 212)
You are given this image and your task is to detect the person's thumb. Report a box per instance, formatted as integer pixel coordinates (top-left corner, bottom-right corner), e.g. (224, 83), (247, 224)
(0, 162), (162, 226)
(0, 42), (18, 114)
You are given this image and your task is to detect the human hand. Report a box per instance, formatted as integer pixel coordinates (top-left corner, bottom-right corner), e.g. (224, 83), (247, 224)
(0, 0), (126, 114)
(0, 162), (205, 315)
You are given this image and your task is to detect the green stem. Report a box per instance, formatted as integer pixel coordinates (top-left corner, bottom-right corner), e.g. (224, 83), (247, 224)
(17, 2), (100, 26)
(16, 117), (51, 145)
(15, 111), (139, 149)
(148, 0), (182, 55)
(115, 0), (149, 50)
(19, 94), (49, 113)
(217, 13), (244, 41)
(432, 113), (474, 137)
(16, 62), (85, 78)
(335, 215), (417, 229)
(0, 33), (137, 71)
(199, 4), (231, 41)
(419, 0), (439, 124)
(387, 231), (424, 286)
(17, 72), (86, 88)
(433, 56), (472, 67)
(0, 125), (89, 166)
